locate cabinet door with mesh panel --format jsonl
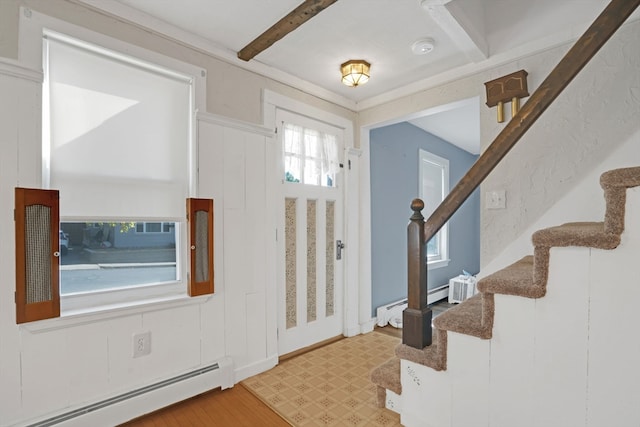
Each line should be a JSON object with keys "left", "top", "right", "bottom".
{"left": 15, "top": 187, "right": 60, "bottom": 323}
{"left": 187, "top": 198, "right": 214, "bottom": 296}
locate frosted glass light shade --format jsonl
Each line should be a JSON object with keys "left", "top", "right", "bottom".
{"left": 340, "top": 60, "right": 370, "bottom": 87}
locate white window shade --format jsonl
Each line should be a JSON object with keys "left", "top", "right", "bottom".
{"left": 45, "top": 36, "right": 191, "bottom": 219}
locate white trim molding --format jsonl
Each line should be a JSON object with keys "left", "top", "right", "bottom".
{"left": 0, "top": 57, "right": 42, "bottom": 82}
{"left": 197, "top": 111, "right": 274, "bottom": 137}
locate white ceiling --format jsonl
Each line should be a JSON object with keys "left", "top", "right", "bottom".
{"left": 81, "top": 0, "right": 635, "bottom": 154}
{"left": 409, "top": 97, "right": 480, "bottom": 154}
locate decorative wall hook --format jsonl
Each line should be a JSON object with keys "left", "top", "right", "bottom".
{"left": 484, "top": 69, "right": 529, "bottom": 123}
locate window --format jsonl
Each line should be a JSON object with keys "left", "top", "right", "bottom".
{"left": 59, "top": 221, "right": 178, "bottom": 295}
{"left": 419, "top": 149, "right": 450, "bottom": 269}
{"left": 41, "top": 29, "right": 201, "bottom": 307}
{"left": 142, "top": 223, "right": 162, "bottom": 233}
{"left": 135, "top": 222, "right": 174, "bottom": 233}
{"left": 282, "top": 120, "right": 340, "bottom": 187}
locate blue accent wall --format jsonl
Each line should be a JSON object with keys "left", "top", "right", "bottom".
{"left": 370, "top": 122, "right": 480, "bottom": 315}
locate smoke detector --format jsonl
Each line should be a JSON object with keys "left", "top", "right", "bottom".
{"left": 412, "top": 38, "right": 435, "bottom": 55}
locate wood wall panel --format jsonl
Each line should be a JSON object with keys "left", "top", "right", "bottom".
{"left": 532, "top": 248, "right": 589, "bottom": 427}
{"left": 489, "top": 295, "right": 536, "bottom": 427}
{"left": 197, "top": 116, "right": 276, "bottom": 381}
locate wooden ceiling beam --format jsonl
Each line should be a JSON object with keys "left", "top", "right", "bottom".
{"left": 237, "top": 0, "right": 338, "bottom": 62}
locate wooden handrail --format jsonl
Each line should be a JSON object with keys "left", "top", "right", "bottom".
{"left": 405, "top": 0, "right": 640, "bottom": 350}
{"left": 424, "top": 0, "right": 640, "bottom": 243}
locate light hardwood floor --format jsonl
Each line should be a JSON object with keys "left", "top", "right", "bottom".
{"left": 119, "top": 384, "right": 289, "bottom": 426}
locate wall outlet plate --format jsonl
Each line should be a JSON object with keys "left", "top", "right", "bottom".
{"left": 133, "top": 331, "right": 151, "bottom": 358}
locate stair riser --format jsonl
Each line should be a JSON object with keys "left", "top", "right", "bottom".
{"left": 586, "top": 186, "right": 640, "bottom": 426}
{"left": 401, "top": 360, "right": 451, "bottom": 427}
{"left": 384, "top": 389, "right": 402, "bottom": 414}
{"left": 490, "top": 295, "right": 536, "bottom": 426}
{"left": 448, "top": 334, "right": 490, "bottom": 427}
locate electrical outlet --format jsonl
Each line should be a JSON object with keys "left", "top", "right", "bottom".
{"left": 133, "top": 331, "right": 151, "bottom": 358}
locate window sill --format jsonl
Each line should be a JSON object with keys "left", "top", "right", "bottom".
{"left": 427, "top": 259, "right": 450, "bottom": 270}
{"left": 21, "top": 291, "right": 214, "bottom": 333}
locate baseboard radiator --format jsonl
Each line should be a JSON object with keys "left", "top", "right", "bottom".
{"left": 376, "top": 284, "right": 449, "bottom": 327}
{"left": 26, "top": 358, "right": 234, "bottom": 427}
{"left": 427, "top": 284, "right": 449, "bottom": 305}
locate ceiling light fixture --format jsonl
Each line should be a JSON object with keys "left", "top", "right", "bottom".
{"left": 340, "top": 60, "right": 371, "bottom": 87}
{"left": 412, "top": 38, "right": 435, "bottom": 55}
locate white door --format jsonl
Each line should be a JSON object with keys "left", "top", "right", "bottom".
{"left": 276, "top": 109, "right": 345, "bottom": 355}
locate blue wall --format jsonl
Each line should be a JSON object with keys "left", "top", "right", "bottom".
{"left": 370, "top": 122, "right": 480, "bottom": 315}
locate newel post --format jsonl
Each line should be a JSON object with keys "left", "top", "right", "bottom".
{"left": 403, "top": 199, "right": 432, "bottom": 349}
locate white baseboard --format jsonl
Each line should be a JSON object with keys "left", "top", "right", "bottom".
{"left": 360, "top": 318, "right": 376, "bottom": 334}
{"left": 343, "top": 324, "right": 361, "bottom": 337}
{"left": 233, "top": 354, "right": 278, "bottom": 383}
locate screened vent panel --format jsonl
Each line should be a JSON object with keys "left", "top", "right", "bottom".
{"left": 187, "top": 198, "right": 214, "bottom": 296}
{"left": 15, "top": 188, "right": 60, "bottom": 323}
{"left": 194, "top": 210, "right": 209, "bottom": 283}
{"left": 25, "top": 205, "right": 53, "bottom": 304}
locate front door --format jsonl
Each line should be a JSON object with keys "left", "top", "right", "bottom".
{"left": 276, "top": 109, "right": 345, "bottom": 355}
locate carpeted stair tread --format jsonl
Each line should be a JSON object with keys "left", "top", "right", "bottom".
{"left": 395, "top": 328, "right": 447, "bottom": 371}
{"left": 532, "top": 221, "right": 620, "bottom": 249}
{"left": 600, "top": 166, "right": 640, "bottom": 189}
{"left": 477, "top": 256, "right": 543, "bottom": 298}
{"left": 370, "top": 357, "right": 402, "bottom": 395}
{"left": 432, "top": 293, "right": 493, "bottom": 339}
{"left": 600, "top": 167, "right": 640, "bottom": 235}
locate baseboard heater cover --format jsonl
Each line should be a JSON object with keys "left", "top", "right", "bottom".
{"left": 376, "top": 285, "right": 449, "bottom": 327}
{"left": 376, "top": 299, "right": 407, "bottom": 327}
{"left": 427, "top": 284, "right": 449, "bottom": 305}
{"left": 27, "top": 362, "right": 225, "bottom": 427}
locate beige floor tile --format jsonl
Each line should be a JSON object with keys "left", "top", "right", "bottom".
{"left": 243, "top": 331, "right": 401, "bottom": 426}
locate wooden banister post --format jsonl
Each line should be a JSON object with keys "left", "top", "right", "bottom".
{"left": 403, "top": 199, "right": 432, "bottom": 349}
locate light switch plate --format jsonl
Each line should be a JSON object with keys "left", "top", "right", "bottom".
{"left": 486, "top": 190, "right": 506, "bottom": 209}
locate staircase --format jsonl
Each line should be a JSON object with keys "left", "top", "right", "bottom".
{"left": 371, "top": 167, "right": 640, "bottom": 426}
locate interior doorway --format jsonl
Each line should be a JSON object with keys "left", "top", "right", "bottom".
{"left": 366, "top": 97, "right": 482, "bottom": 323}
